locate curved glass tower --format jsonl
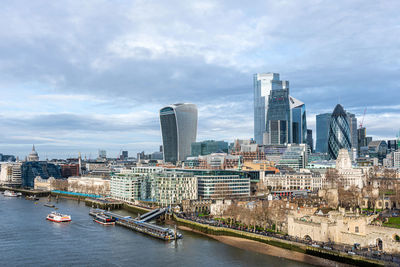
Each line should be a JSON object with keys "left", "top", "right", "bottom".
{"left": 328, "top": 104, "right": 352, "bottom": 159}
{"left": 160, "top": 103, "right": 197, "bottom": 163}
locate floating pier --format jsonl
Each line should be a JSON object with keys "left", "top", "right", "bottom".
{"left": 89, "top": 208, "right": 182, "bottom": 241}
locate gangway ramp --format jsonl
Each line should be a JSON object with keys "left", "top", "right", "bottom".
{"left": 138, "top": 208, "right": 167, "bottom": 222}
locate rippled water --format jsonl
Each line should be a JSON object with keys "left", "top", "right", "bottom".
{"left": 0, "top": 195, "right": 312, "bottom": 266}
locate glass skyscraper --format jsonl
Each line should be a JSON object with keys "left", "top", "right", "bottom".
{"left": 328, "top": 104, "right": 352, "bottom": 159}
{"left": 346, "top": 112, "right": 358, "bottom": 150}
{"left": 316, "top": 113, "right": 331, "bottom": 153}
{"left": 266, "top": 88, "right": 291, "bottom": 144}
{"left": 159, "top": 103, "right": 198, "bottom": 163}
{"left": 253, "top": 73, "right": 289, "bottom": 144}
{"left": 290, "top": 96, "right": 307, "bottom": 144}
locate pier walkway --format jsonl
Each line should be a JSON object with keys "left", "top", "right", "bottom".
{"left": 89, "top": 208, "right": 181, "bottom": 241}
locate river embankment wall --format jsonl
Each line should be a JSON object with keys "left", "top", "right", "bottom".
{"left": 174, "top": 215, "right": 385, "bottom": 267}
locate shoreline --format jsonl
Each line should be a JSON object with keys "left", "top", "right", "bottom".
{"left": 179, "top": 225, "right": 352, "bottom": 267}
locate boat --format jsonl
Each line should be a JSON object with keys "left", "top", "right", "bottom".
{"left": 46, "top": 212, "right": 71, "bottom": 222}
{"left": 94, "top": 214, "right": 116, "bottom": 225}
{"left": 25, "top": 195, "right": 40, "bottom": 201}
{"left": 44, "top": 203, "right": 55, "bottom": 208}
{"left": 4, "top": 190, "right": 18, "bottom": 197}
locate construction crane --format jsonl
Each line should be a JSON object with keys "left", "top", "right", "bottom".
{"left": 359, "top": 108, "right": 367, "bottom": 128}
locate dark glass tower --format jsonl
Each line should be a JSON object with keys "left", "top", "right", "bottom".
{"left": 266, "top": 88, "right": 291, "bottom": 144}
{"left": 316, "top": 113, "right": 331, "bottom": 153}
{"left": 328, "top": 104, "right": 352, "bottom": 159}
{"left": 159, "top": 103, "right": 198, "bottom": 163}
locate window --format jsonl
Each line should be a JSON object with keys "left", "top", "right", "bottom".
{"left": 355, "top": 226, "right": 359, "bottom": 233}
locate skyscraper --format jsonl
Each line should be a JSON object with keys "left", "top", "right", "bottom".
{"left": 328, "top": 104, "right": 352, "bottom": 159}
{"left": 316, "top": 113, "right": 331, "bottom": 153}
{"left": 159, "top": 103, "right": 198, "bottom": 163}
{"left": 253, "top": 73, "right": 289, "bottom": 144}
{"left": 290, "top": 96, "right": 307, "bottom": 144}
{"left": 346, "top": 112, "right": 358, "bottom": 149}
{"left": 357, "top": 127, "right": 367, "bottom": 154}
{"left": 307, "top": 129, "right": 313, "bottom": 152}
{"left": 265, "top": 88, "right": 291, "bottom": 144}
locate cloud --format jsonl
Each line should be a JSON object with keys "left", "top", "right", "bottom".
{"left": 0, "top": 0, "right": 399, "bottom": 157}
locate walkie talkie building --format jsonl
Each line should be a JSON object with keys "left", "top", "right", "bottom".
{"left": 328, "top": 104, "right": 352, "bottom": 159}
{"left": 159, "top": 103, "right": 197, "bottom": 163}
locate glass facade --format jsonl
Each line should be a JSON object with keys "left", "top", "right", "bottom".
{"left": 191, "top": 140, "right": 228, "bottom": 157}
{"left": 266, "top": 88, "right": 291, "bottom": 144}
{"left": 253, "top": 73, "right": 289, "bottom": 145}
{"left": 22, "top": 162, "right": 61, "bottom": 187}
{"left": 160, "top": 103, "right": 198, "bottom": 163}
{"left": 328, "top": 104, "right": 352, "bottom": 159}
{"left": 316, "top": 113, "right": 331, "bottom": 153}
{"left": 346, "top": 112, "right": 358, "bottom": 149}
{"left": 307, "top": 129, "right": 313, "bottom": 152}
{"left": 290, "top": 97, "right": 307, "bottom": 144}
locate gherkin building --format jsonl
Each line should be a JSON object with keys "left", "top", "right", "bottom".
{"left": 328, "top": 104, "right": 352, "bottom": 159}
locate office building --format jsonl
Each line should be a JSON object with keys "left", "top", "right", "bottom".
{"left": 328, "top": 104, "right": 352, "bottom": 159}
{"left": 191, "top": 140, "right": 228, "bottom": 157}
{"left": 21, "top": 162, "right": 62, "bottom": 187}
{"left": 368, "top": 140, "right": 388, "bottom": 163}
{"left": 61, "top": 164, "right": 80, "bottom": 178}
{"left": 253, "top": 73, "right": 289, "bottom": 144}
{"left": 193, "top": 170, "right": 250, "bottom": 199}
{"left": 388, "top": 140, "right": 398, "bottom": 152}
{"left": 0, "top": 162, "right": 22, "bottom": 187}
{"left": 307, "top": 129, "right": 313, "bottom": 152}
{"left": 265, "top": 88, "right": 291, "bottom": 144}
{"left": 290, "top": 96, "right": 307, "bottom": 144}
{"left": 316, "top": 113, "right": 331, "bottom": 153}
{"left": 347, "top": 112, "right": 358, "bottom": 149}
{"left": 276, "top": 144, "right": 308, "bottom": 170}
{"left": 394, "top": 152, "right": 400, "bottom": 169}
{"left": 120, "top": 151, "right": 128, "bottom": 160}
{"left": 160, "top": 103, "right": 198, "bottom": 163}
{"left": 153, "top": 172, "right": 197, "bottom": 206}
{"left": 357, "top": 127, "right": 367, "bottom": 154}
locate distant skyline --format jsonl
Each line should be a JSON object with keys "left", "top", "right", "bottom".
{"left": 0, "top": 1, "right": 399, "bottom": 158}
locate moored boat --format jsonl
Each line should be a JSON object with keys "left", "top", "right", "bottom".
{"left": 4, "top": 190, "right": 18, "bottom": 197}
{"left": 46, "top": 212, "right": 71, "bottom": 222}
{"left": 94, "top": 214, "right": 115, "bottom": 225}
{"left": 44, "top": 203, "right": 55, "bottom": 208}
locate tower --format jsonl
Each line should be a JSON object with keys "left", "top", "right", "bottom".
{"left": 159, "top": 103, "right": 198, "bottom": 163}
{"left": 328, "top": 104, "right": 352, "bottom": 159}
{"left": 253, "top": 73, "right": 289, "bottom": 144}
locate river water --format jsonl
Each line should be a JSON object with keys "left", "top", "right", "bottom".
{"left": 0, "top": 195, "right": 312, "bottom": 266}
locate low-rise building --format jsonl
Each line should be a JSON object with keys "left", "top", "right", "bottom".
{"left": 288, "top": 210, "right": 400, "bottom": 253}
{"left": 262, "top": 169, "right": 324, "bottom": 191}
{"left": 68, "top": 176, "right": 110, "bottom": 195}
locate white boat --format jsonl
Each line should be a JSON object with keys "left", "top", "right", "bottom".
{"left": 4, "top": 190, "right": 18, "bottom": 197}
{"left": 46, "top": 212, "right": 71, "bottom": 223}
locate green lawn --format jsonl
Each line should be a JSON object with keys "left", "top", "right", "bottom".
{"left": 383, "top": 217, "right": 400, "bottom": 229}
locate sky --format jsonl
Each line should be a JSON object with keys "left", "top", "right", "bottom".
{"left": 0, "top": 0, "right": 399, "bottom": 159}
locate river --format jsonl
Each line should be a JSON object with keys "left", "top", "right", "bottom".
{"left": 0, "top": 194, "right": 313, "bottom": 266}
